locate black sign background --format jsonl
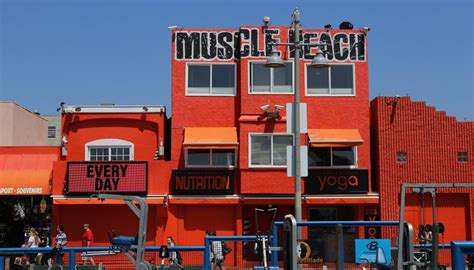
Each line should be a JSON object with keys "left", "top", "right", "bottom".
{"left": 306, "top": 169, "right": 368, "bottom": 194}
{"left": 171, "top": 170, "right": 234, "bottom": 195}
{"left": 364, "top": 207, "right": 381, "bottom": 239}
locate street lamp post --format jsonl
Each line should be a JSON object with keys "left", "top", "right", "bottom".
{"left": 265, "top": 8, "right": 329, "bottom": 223}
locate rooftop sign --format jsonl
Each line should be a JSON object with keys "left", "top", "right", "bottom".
{"left": 175, "top": 28, "right": 366, "bottom": 62}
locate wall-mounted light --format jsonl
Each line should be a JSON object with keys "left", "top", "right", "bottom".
{"left": 74, "top": 107, "right": 81, "bottom": 112}
{"left": 142, "top": 106, "right": 149, "bottom": 112}
{"left": 260, "top": 104, "right": 270, "bottom": 111}
{"left": 274, "top": 104, "right": 285, "bottom": 111}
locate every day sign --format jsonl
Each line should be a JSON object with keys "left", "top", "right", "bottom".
{"left": 66, "top": 161, "right": 147, "bottom": 194}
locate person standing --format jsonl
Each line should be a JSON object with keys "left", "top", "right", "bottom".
{"left": 54, "top": 224, "right": 67, "bottom": 265}
{"left": 27, "top": 227, "right": 40, "bottom": 264}
{"left": 82, "top": 224, "right": 95, "bottom": 265}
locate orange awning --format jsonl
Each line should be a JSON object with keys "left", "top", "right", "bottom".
{"left": 184, "top": 127, "right": 238, "bottom": 149}
{"left": 0, "top": 152, "right": 57, "bottom": 195}
{"left": 0, "top": 170, "right": 51, "bottom": 195}
{"left": 308, "top": 129, "right": 363, "bottom": 147}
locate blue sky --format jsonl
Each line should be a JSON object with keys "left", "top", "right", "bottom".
{"left": 1, "top": 0, "right": 472, "bottom": 120}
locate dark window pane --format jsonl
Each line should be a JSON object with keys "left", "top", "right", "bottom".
{"left": 117, "top": 148, "right": 123, "bottom": 155}
{"left": 307, "top": 67, "right": 329, "bottom": 94}
{"left": 111, "top": 156, "right": 117, "bottom": 161}
{"left": 332, "top": 147, "right": 355, "bottom": 166}
{"left": 251, "top": 136, "right": 271, "bottom": 165}
{"left": 273, "top": 135, "right": 292, "bottom": 165}
{"left": 212, "top": 65, "right": 235, "bottom": 88}
{"left": 273, "top": 63, "right": 293, "bottom": 92}
{"left": 124, "top": 148, "right": 130, "bottom": 155}
{"left": 111, "top": 148, "right": 117, "bottom": 155}
{"left": 457, "top": 152, "right": 468, "bottom": 162}
{"left": 251, "top": 63, "right": 271, "bottom": 92}
{"left": 309, "top": 147, "right": 331, "bottom": 166}
{"left": 188, "top": 65, "right": 210, "bottom": 88}
{"left": 123, "top": 155, "right": 130, "bottom": 161}
{"left": 90, "top": 148, "right": 97, "bottom": 155}
{"left": 397, "top": 152, "right": 408, "bottom": 162}
{"left": 188, "top": 149, "right": 211, "bottom": 166}
{"left": 212, "top": 149, "right": 235, "bottom": 166}
{"left": 331, "top": 65, "right": 353, "bottom": 89}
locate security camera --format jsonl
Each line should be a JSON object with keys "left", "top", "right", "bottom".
{"left": 260, "top": 104, "right": 270, "bottom": 111}
{"left": 263, "top": 16, "right": 270, "bottom": 26}
{"left": 396, "top": 95, "right": 401, "bottom": 99}
{"left": 167, "top": 25, "right": 178, "bottom": 31}
{"left": 61, "top": 135, "right": 68, "bottom": 145}
{"left": 360, "top": 27, "right": 371, "bottom": 33}
{"left": 274, "top": 104, "right": 285, "bottom": 111}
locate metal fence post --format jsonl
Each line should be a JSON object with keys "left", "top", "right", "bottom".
{"left": 271, "top": 222, "right": 279, "bottom": 267}
{"left": 69, "top": 248, "right": 76, "bottom": 269}
{"left": 203, "top": 236, "right": 210, "bottom": 270}
{"left": 336, "top": 224, "right": 344, "bottom": 270}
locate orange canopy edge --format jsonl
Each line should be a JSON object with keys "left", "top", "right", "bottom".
{"left": 308, "top": 129, "right": 363, "bottom": 147}
{"left": 184, "top": 127, "right": 238, "bottom": 149}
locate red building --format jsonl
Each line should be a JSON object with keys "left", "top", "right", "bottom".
{"left": 51, "top": 104, "right": 170, "bottom": 248}
{"left": 370, "top": 96, "right": 473, "bottom": 246}
{"left": 169, "top": 25, "right": 376, "bottom": 258}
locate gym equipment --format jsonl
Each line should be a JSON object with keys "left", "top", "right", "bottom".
{"left": 253, "top": 207, "right": 277, "bottom": 270}
{"left": 91, "top": 194, "right": 152, "bottom": 270}
{"left": 396, "top": 183, "right": 474, "bottom": 270}
{"left": 282, "top": 214, "right": 297, "bottom": 270}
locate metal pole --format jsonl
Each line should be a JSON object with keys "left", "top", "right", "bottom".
{"left": 292, "top": 8, "right": 302, "bottom": 223}
{"left": 431, "top": 192, "right": 438, "bottom": 270}
{"left": 397, "top": 183, "right": 407, "bottom": 270}
{"left": 336, "top": 224, "right": 344, "bottom": 270}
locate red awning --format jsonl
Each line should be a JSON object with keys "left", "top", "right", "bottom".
{"left": 308, "top": 129, "right": 363, "bottom": 147}
{"left": 0, "top": 152, "right": 57, "bottom": 195}
{"left": 184, "top": 127, "right": 238, "bottom": 149}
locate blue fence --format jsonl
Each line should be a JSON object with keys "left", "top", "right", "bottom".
{"left": 0, "top": 246, "right": 204, "bottom": 270}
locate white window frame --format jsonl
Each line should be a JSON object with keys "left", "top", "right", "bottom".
{"left": 308, "top": 146, "right": 358, "bottom": 169}
{"left": 248, "top": 60, "right": 295, "bottom": 94}
{"left": 184, "top": 148, "right": 237, "bottom": 169}
{"left": 248, "top": 133, "right": 294, "bottom": 168}
{"left": 185, "top": 63, "right": 236, "bottom": 96}
{"left": 85, "top": 139, "right": 134, "bottom": 161}
{"left": 305, "top": 63, "right": 356, "bottom": 96}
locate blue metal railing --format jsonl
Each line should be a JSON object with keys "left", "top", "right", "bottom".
{"left": 271, "top": 220, "right": 400, "bottom": 267}
{"left": 0, "top": 245, "right": 205, "bottom": 270}
{"left": 203, "top": 235, "right": 267, "bottom": 270}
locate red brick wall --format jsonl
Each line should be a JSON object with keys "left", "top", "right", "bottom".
{"left": 370, "top": 96, "right": 474, "bottom": 240}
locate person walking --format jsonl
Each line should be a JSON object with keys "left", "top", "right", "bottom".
{"left": 209, "top": 231, "right": 225, "bottom": 270}
{"left": 82, "top": 224, "right": 95, "bottom": 265}
{"left": 54, "top": 224, "right": 67, "bottom": 265}
{"left": 167, "top": 236, "right": 183, "bottom": 268}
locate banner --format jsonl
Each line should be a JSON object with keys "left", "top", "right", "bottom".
{"left": 171, "top": 170, "right": 234, "bottom": 195}
{"left": 66, "top": 161, "right": 147, "bottom": 194}
{"left": 306, "top": 169, "right": 369, "bottom": 194}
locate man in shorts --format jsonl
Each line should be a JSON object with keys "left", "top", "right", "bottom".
{"left": 82, "top": 224, "right": 95, "bottom": 265}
